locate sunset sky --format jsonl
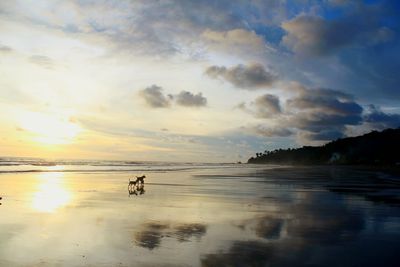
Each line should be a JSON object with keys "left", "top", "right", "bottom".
{"left": 0, "top": 0, "right": 399, "bottom": 162}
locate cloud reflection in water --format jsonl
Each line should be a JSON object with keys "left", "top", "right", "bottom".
{"left": 133, "top": 222, "right": 207, "bottom": 250}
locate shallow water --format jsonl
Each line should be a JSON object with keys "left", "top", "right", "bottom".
{"left": 0, "top": 165, "right": 399, "bottom": 266}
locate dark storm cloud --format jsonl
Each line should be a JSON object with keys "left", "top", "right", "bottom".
{"left": 139, "top": 85, "right": 172, "bottom": 108}
{"left": 205, "top": 63, "right": 277, "bottom": 89}
{"left": 175, "top": 91, "right": 207, "bottom": 107}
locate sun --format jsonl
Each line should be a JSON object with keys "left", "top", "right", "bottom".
{"left": 18, "top": 111, "right": 81, "bottom": 145}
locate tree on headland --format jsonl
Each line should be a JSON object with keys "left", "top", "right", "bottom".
{"left": 248, "top": 128, "right": 400, "bottom": 165}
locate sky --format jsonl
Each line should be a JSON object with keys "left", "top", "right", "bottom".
{"left": 0, "top": 0, "right": 399, "bottom": 162}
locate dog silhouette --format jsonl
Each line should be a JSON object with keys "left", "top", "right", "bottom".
{"left": 135, "top": 175, "right": 146, "bottom": 184}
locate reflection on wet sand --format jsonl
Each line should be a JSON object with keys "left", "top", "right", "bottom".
{"left": 31, "top": 172, "right": 72, "bottom": 213}
{"left": 254, "top": 216, "right": 283, "bottom": 240}
{"left": 201, "top": 241, "right": 273, "bottom": 267}
{"left": 285, "top": 193, "right": 364, "bottom": 244}
{"left": 0, "top": 166, "right": 399, "bottom": 266}
{"left": 134, "top": 222, "right": 207, "bottom": 250}
{"left": 198, "top": 167, "right": 400, "bottom": 267}
{"left": 174, "top": 223, "right": 207, "bottom": 242}
{"left": 201, "top": 190, "right": 389, "bottom": 266}
{"left": 134, "top": 222, "right": 169, "bottom": 250}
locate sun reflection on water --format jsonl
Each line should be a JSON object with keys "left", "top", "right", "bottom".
{"left": 32, "top": 172, "right": 72, "bottom": 213}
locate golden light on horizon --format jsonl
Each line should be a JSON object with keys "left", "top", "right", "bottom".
{"left": 18, "top": 111, "right": 81, "bottom": 145}
{"left": 32, "top": 172, "right": 72, "bottom": 213}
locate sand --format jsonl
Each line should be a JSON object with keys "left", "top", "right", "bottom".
{"left": 0, "top": 165, "right": 399, "bottom": 266}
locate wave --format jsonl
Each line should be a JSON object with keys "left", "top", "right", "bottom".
{"left": 0, "top": 157, "right": 243, "bottom": 174}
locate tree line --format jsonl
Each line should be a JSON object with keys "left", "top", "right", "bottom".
{"left": 248, "top": 128, "right": 400, "bottom": 165}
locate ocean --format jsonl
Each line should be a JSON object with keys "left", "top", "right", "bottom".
{"left": 0, "top": 157, "right": 244, "bottom": 173}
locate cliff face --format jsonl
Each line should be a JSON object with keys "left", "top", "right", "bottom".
{"left": 248, "top": 128, "right": 400, "bottom": 165}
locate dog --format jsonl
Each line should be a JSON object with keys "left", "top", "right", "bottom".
{"left": 128, "top": 178, "right": 137, "bottom": 189}
{"left": 135, "top": 175, "right": 146, "bottom": 184}
{"left": 128, "top": 187, "right": 138, "bottom": 196}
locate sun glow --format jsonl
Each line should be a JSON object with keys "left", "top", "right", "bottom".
{"left": 32, "top": 172, "right": 72, "bottom": 213}
{"left": 18, "top": 112, "right": 81, "bottom": 145}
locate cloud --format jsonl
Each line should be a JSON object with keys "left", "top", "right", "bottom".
{"left": 139, "top": 85, "right": 172, "bottom": 108}
{"left": 29, "top": 55, "right": 55, "bottom": 69}
{"left": 205, "top": 63, "right": 277, "bottom": 89}
{"left": 73, "top": 1, "right": 258, "bottom": 58}
{"left": 252, "top": 125, "right": 293, "bottom": 137}
{"left": 292, "top": 112, "right": 363, "bottom": 133}
{"left": 0, "top": 45, "right": 12, "bottom": 53}
{"left": 201, "top": 28, "right": 270, "bottom": 55}
{"left": 254, "top": 94, "right": 282, "bottom": 117}
{"left": 364, "top": 105, "right": 400, "bottom": 129}
{"left": 286, "top": 87, "right": 364, "bottom": 142}
{"left": 327, "top": 0, "right": 349, "bottom": 6}
{"left": 282, "top": 12, "right": 394, "bottom": 56}
{"left": 236, "top": 94, "right": 282, "bottom": 119}
{"left": 298, "top": 129, "right": 344, "bottom": 141}
{"left": 175, "top": 91, "right": 207, "bottom": 107}
{"left": 287, "top": 88, "right": 363, "bottom": 119}
{"left": 280, "top": 86, "right": 363, "bottom": 141}
{"left": 139, "top": 86, "right": 208, "bottom": 108}
{"left": 239, "top": 85, "right": 365, "bottom": 143}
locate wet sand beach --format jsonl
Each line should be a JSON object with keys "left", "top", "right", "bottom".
{"left": 0, "top": 165, "right": 399, "bottom": 266}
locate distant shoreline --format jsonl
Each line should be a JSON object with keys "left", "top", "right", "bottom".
{"left": 248, "top": 128, "right": 400, "bottom": 166}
